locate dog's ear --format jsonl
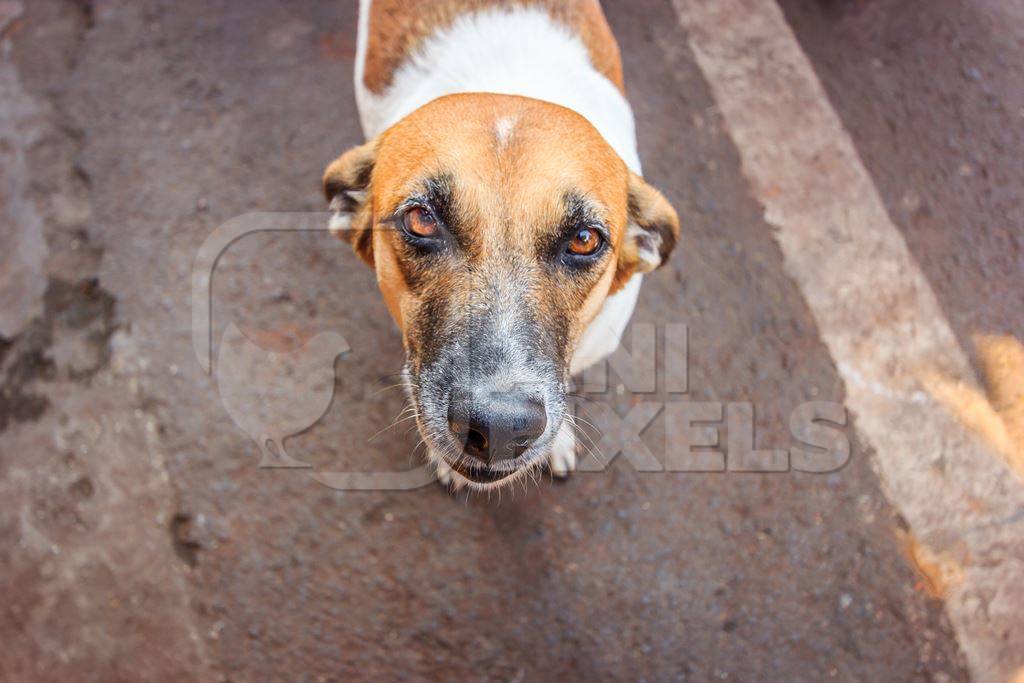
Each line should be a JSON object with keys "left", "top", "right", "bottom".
{"left": 622, "top": 171, "right": 679, "bottom": 274}
{"left": 323, "top": 138, "right": 378, "bottom": 267}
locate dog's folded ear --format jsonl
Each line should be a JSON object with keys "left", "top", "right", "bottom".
{"left": 323, "top": 138, "right": 378, "bottom": 267}
{"left": 623, "top": 171, "right": 679, "bottom": 274}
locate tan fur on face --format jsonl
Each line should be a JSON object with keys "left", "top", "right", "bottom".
{"left": 372, "top": 95, "right": 627, "bottom": 346}
{"left": 363, "top": 0, "right": 624, "bottom": 94}
{"left": 324, "top": 93, "right": 680, "bottom": 361}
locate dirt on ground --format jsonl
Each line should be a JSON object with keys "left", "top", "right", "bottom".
{"left": 2, "top": 0, "right": 1020, "bottom": 680}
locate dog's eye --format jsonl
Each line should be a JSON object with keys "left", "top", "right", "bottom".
{"left": 402, "top": 206, "right": 439, "bottom": 238}
{"left": 566, "top": 227, "right": 604, "bottom": 256}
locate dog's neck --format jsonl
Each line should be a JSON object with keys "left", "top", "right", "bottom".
{"left": 355, "top": 3, "right": 642, "bottom": 174}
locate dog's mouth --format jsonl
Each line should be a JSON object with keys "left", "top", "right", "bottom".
{"left": 447, "top": 459, "right": 520, "bottom": 485}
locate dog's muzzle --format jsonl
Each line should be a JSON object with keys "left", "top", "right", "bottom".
{"left": 445, "top": 385, "right": 548, "bottom": 483}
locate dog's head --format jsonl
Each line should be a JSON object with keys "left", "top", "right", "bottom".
{"left": 324, "top": 94, "right": 677, "bottom": 488}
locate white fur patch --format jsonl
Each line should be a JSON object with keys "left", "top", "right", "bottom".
{"left": 434, "top": 455, "right": 455, "bottom": 487}
{"left": 494, "top": 115, "right": 517, "bottom": 147}
{"left": 571, "top": 274, "right": 643, "bottom": 374}
{"left": 628, "top": 221, "right": 664, "bottom": 272}
{"left": 327, "top": 196, "right": 353, "bottom": 236}
{"left": 548, "top": 421, "right": 578, "bottom": 477}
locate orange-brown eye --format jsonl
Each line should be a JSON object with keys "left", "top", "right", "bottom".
{"left": 403, "top": 206, "right": 439, "bottom": 238}
{"left": 567, "top": 227, "right": 604, "bottom": 256}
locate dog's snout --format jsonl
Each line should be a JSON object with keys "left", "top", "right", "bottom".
{"left": 448, "top": 389, "right": 547, "bottom": 464}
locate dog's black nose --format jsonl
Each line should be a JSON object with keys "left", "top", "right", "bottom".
{"left": 448, "top": 389, "right": 547, "bottom": 464}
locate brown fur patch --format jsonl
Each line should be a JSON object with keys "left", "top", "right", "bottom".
{"left": 363, "top": 0, "right": 624, "bottom": 95}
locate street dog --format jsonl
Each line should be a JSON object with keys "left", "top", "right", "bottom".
{"left": 324, "top": 0, "right": 679, "bottom": 490}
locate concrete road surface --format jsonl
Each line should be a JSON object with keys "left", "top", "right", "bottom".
{"left": 1, "top": 0, "right": 1021, "bottom": 681}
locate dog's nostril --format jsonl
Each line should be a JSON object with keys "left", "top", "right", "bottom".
{"left": 464, "top": 427, "right": 488, "bottom": 456}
